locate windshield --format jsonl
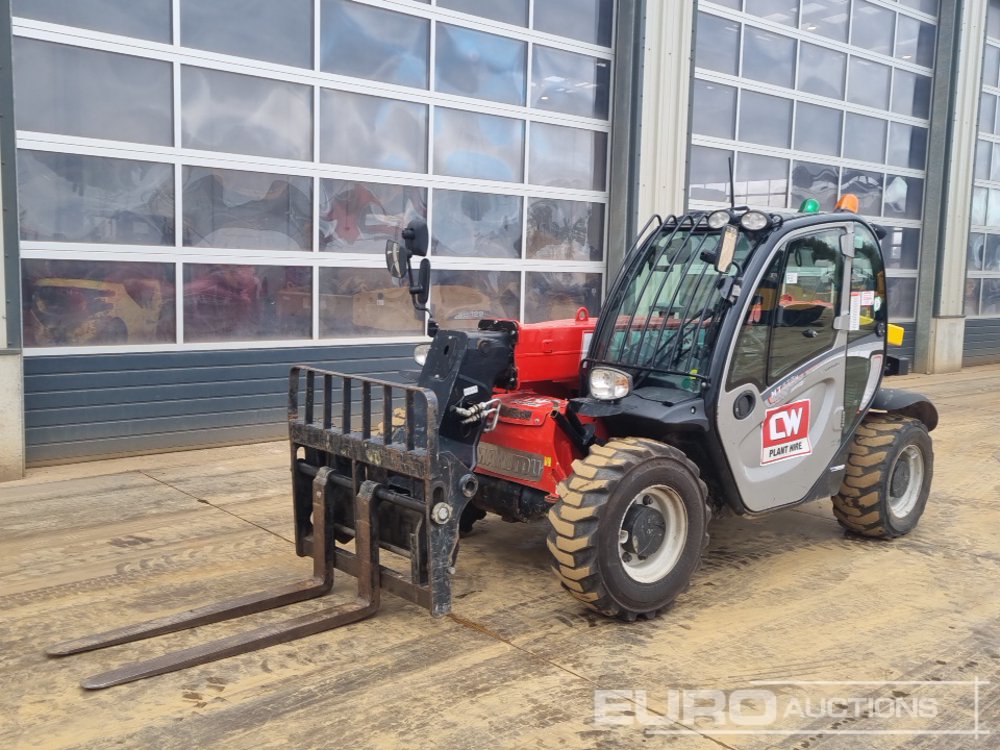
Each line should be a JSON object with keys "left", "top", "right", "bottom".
{"left": 590, "top": 216, "right": 757, "bottom": 393}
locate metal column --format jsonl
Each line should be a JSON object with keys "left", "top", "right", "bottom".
{"left": 915, "top": 0, "right": 989, "bottom": 373}
{"left": 0, "top": 0, "right": 24, "bottom": 481}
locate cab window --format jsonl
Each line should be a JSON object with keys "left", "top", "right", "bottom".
{"left": 727, "top": 228, "right": 844, "bottom": 390}
{"left": 769, "top": 229, "right": 843, "bottom": 382}
{"left": 848, "top": 225, "right": 887, "bottom": 342}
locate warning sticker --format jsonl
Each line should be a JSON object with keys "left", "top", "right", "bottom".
{"left": 860, "top": 290, "right": 875, "bottom": 306}
{"left": 761, "top": 399, "right": 812, "bottom": 465}
{"left": 849, "top": 292, "right": 862, "bottom": 330}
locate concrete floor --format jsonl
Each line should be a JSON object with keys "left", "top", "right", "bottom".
{"left": 1, "top": 366, "right": 998, "bottom": 749}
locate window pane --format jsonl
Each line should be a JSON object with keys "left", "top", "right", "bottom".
{"left": 891, "top": 70, "right": 932, "bottom": 119}
{"left": 22, "top": 260, "right": 175, "bottom": 346}
{"left": 740, "top": 91, "right": 793, "bottom": 148}
{"left": 800, "top": 0, "right": 849, "bottom": 42}
{"left": 851, "top": 1, "right": 895, "bottom": 55}
{"left": 968, "top": 234, "right": 985, "bottom": 271}
{"left": 743, "top": 27, "right": 796, "bottom": 88}
{"left": 887, "top": 277, "right": 917, "bottom": 319}
{"left": 181, "top": 0, "right": 311, "bottom": 68}
{"left": 696, "top": 13, "right": 740, "bottom": 75}
{"left": 432, "top": 270, "right": 520, "bottom": 329}
{"left": 989, "top": 189, "right": 1000, "bottom": 226}
{"left": 794, "top": 102, "right": 843, "bottom": 157}
{"left": 745, "top": 0, "right": 798, "bottom": 26}
{"left": 986, "top": 235, "right": 1000, "bottom": 271}
{"left": 184, "top": 264, "right": 312, "bottom": 342}
{"left": 434, "top": 108, "right": 524, "bottom": 182}
{"left": 14, "top": 39, "right": 171, "bottom": 145}
{"left": 183, "top": 67, "right": 312, "bottom": 160}
{"left": 985, "top": 45, "right": 1000, "bottom": 89}
{"left": 965, "top": 234, "right": 986, "bottom": 271}
{"left": 883, "top": 227, "right": 921, "bottom": 270}
{"left": 991, "top": 0, "right": 1000, "bottom": 39}
{"left": 792, "top": 161, "right": 840, "bottom": 211}
{"left": 436, "top": 24, "right": 526, "bottom": 105}
{"left": 692, "top": 80, "right": 737, "bottom": 139}
{"left": 529, "top": 123, "right": 607, "bottom": 190}
{"left": 183, "top": 168, "right": 312, "bottom": 251}
{"left": 17, "top": 150, "right": 174, "bottom": 245}
{"left": 847, "top": 57, "right": 891, "bottom": 109}
{"left": 975, "top": 140, "right": 992, "bottom": 181}
{"left": 884, "top": 175, "right": 924, "bottom": 219}
{"left": 844, "top": 114, "right": 886, "bottom": 164}
{"left": 533, "top": 0, "right": 613, "bottom": 47}
{"left": 12, "top": 0, "right": 170, "bottom": 42}
{"left": 798, "top": 43, "right": 846, "bottom": 99}
{"left": 887, "top": 123, "right": 928, "bottom": 169}
{"left": 735, "top": 153, "right": 788, "bottom": 207}
{"left": 899, "top": 0, "right": 938, "bottom": 14}
{"left": 432, "top": 190, "right": 522, "bottom": 258}
{"left": 980, "top": 94, "right": 997, "bottom": 135}
{"left": 321, "top": 89, "right": 426, "bottom": 172}
{"left": 526, "top": 198, "right": 604, "bottom": 261}
{"left": 319, "top": 180, "right": 426, "bottom": 253}
{"left": 895, "top": 15, "right": 936, "bottom": 68}
{"left": 689, "top": 146, "right": 735, "bottom": 202}
{"left": 531, "top": 46, "right": 610, "bottom": 119}
{"left": 524, "top": 272, "right": 602, "bottom": 323}
{"left": 321, "top": 0, "right": 429, "bottom": 88}
{"left": 992, "top": 144, "right": 1000, "bottom": 182}
{"left": 769, "top": 230, "right": 843, "bottom": 382}
{"left": 972, "top": 187, "right": 988, "bottom": 226}
{"left": 841, "top": 168, "right": 884, "bottom": 215}
{"left": 985, "top": 279, "right": 1000, "bottom": 317}
{"left": 438, "top": 0, "right": 528, "bottom": 26}
{"left": 965, "top": 277, "right": 982, "bottom": 317}
{"left": 318, "top": 268, "right": 422, "bottom": 337}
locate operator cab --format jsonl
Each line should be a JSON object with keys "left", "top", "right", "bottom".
{"left": 579, "top": 197, "right": 901, "bottom": 515}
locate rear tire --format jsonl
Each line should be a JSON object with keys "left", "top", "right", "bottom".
{"left": 832, "top": 414, "right": 933, "bottom": 538}
{"left": 547, "top": 438, "right": 709, "bottom": 621}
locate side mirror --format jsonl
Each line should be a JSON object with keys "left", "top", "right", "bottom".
{"left": 402, "top": 218, "right": 429, "bottom": 257}
{"left": 716, "top": 224, "right": 738, "bottom": 273}
{"left": 415, "top": 258, "right": 431, "bottom": 307}
{"left": 385, "top": 239, "right": 410, "bottom": 279}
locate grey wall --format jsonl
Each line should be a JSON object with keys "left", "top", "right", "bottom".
{"left": 963, "top": 319, "right": 1000, "bottom": 365}
{"left": 23, "top": 343, "right": 414, "bottom": 464}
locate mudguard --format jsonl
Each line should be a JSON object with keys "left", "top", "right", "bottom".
{"left": 870, "top": 388, "right": 939, "bottom": 431}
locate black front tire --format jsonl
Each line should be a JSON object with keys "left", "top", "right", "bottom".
{"left": 833, "top": 414, "right": 933, "bottom": 538}
{"left": 547, "top": 438, "right": 709, "bottom": 621}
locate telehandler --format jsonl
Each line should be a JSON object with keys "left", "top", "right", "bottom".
{"left": 50, "top": 196, "right": 937, "bottom": 689}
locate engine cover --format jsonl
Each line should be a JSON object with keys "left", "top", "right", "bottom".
{"left": 475, "top": 392, "right": 602, "bottom": 497}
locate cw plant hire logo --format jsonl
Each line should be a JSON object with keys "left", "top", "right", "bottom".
{"left": 594, "top": 680, "right": 990, "bottom": 738}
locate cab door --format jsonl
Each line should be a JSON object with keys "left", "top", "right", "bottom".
{"left": 716, "top": 224, "right": 852, "bottom": 512}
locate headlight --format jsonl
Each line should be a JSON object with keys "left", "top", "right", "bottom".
{"left": 707, "top": 210, "right": 731, "bottom": 230}
{"left": 589, "top": 367, "right": 633, "bottom": 401}
{"left": 414, "top": 343, "right": 430, "bottom": 366}
{"left": 740, "top": 210, "right": 771, "bottom": 232}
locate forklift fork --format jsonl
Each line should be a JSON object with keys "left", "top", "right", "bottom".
{"left": 48, "top": 470, "right": 382, "bottom": 689}
{"left": 48, "top": 367, "right": 470, "bottom": 690}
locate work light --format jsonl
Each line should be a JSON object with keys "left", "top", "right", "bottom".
{"left": 589, "top": 367, "right": 633, "bottom": 401}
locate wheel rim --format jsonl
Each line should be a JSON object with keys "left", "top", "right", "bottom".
{"left": 617, "top": 485, "right": 688, "bottom": 583}
{"left": 888, "top": 444, "right": 924, "bottom": 519}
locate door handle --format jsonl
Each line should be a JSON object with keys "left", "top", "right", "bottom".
{"left": 802, "top": 329, "right": 819, "bottom": 338}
